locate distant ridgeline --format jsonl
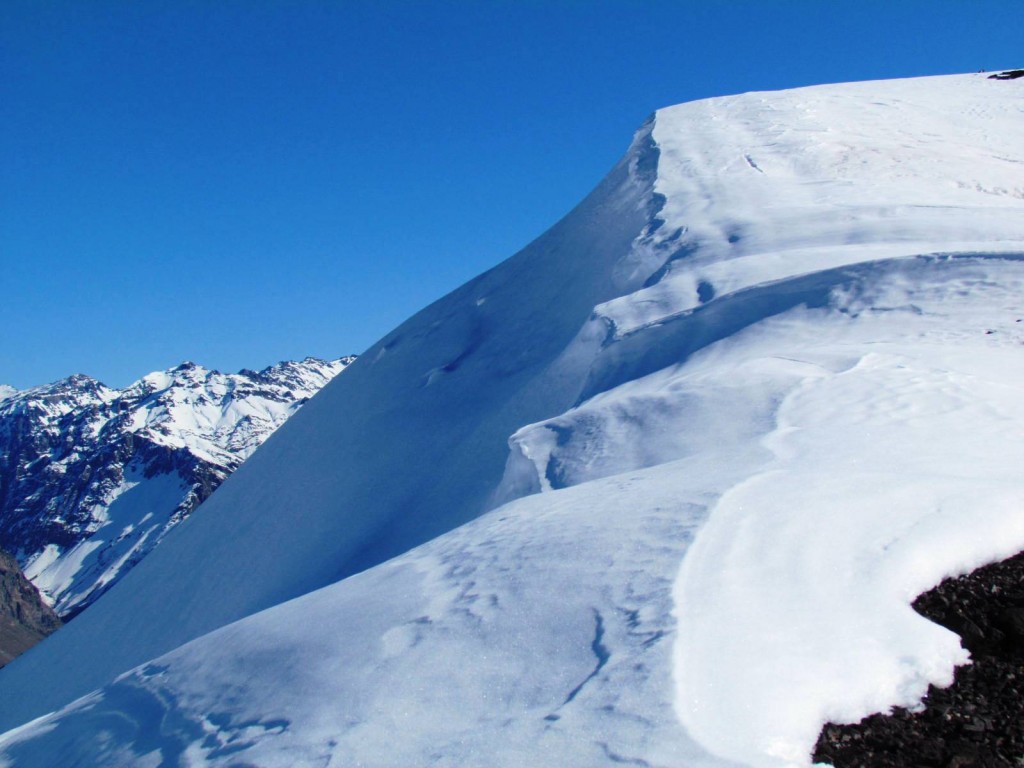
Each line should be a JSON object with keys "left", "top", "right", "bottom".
{"left": 0, "top": 356, "right": 354, "bottom": 628}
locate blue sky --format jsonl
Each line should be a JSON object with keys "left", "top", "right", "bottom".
{"left": 2, "top": 1, "right": 1021, "bottom": 389}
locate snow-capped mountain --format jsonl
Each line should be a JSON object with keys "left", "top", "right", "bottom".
{"left": 0, "top": 356, "right": 353, "bottom": 618}
{"left": 1, "top": 71, "right": 1024, "bottom": 768}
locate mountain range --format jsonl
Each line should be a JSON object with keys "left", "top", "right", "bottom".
{"left": 0, "top": 356, "right": 352, "bottom": 620}
{"left": 0, "top": 71, "right": 1023, "bottom": 767}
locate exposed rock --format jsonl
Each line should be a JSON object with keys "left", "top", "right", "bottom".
{"left": 0, "top": 550, "right": 60, "bottom": 667}
{"left": 814, "top": 551, "right": 1024, "bottom": 767}
{"left": 987, "top": 69, "right": 1024, "bottom": 80}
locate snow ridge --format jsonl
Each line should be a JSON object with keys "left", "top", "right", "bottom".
{"left": 1, "top": 72, "right": 1024, "bottom": 768}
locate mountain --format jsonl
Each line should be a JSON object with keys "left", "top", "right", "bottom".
{"left": 0, "top": 550, "right": 60, "bottom": 668}
{"left": 0, "top": 357, "right": 353, "bottom": 619}
{"left": 1, "top": 72, "right": 1023, "bottom": 767}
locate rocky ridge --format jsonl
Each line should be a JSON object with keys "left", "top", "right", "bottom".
{"left": 0, "top": 356, "right": 353, "bottom": 618}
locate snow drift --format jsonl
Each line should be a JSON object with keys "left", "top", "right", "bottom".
{"left": 1, "top": 72, "right": 1024, "bottom": 768}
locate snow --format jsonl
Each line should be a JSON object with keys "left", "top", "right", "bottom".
{"left": 117, "top": 358, "right": 349, "bottom": 466}
{"left": 25, "top": 471, "right": 189, "bottom": 615}
{"left": 0, "top": 386, "right": 16, "bottom": 403}
{"left": 2, "top": 72, "right": 1024, "bottom": 767}
{"left": 0, "top": 459, "right": 721, "bottom": 767}
{"left": 603, "top": 74, "right": 1024, "bottom": 345}
{"left": 672, "top": 261, "right": 1024, "bottom": 766}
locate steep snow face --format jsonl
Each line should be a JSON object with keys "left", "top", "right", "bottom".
{"left": 0, "top": 118, "right": 661, "bottom": 730}
{"left": 0, "top": 357, "right": 351, "bottom": 617}
{"left": 2, "top": 73, "right": 1024, "bottom": 768}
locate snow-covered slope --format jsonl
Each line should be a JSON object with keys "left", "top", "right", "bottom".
{"left": 0, "top": 357, "right": 351, "bottom": 617}
{"left": 1, "top": 72, "right": 1023, "bottom": 767}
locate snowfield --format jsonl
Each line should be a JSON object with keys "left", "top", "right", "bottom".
{"left": 1, "top": 72, "right": 1023, "bottom": 767}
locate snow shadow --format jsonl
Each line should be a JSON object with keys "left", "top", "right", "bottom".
{"left": 0, "top": 667, "right": 290, "bottom": 767}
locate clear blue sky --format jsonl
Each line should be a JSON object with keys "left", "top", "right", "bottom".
{"left": 2, "top": 1, "right": 1020, "bottom": 389}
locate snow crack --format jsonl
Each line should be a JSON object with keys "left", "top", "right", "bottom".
{"left": 598, "top": 740, "right": 652, "bottom": 766}
{"left": 561, "top": 609, "right": 610, "bottom": 707}
{"left": 743, "top": 153, "right": 765, "bottom": 173}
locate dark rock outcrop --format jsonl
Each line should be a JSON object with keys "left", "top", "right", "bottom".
{"left": 0, "top": 550, "right": 61, "bottom": 667}
{"left": 814, "top": 551, "right": 1024, "bottom": 767}
{"left": 988, "top": 69, "right": 1024, "bottom": 80}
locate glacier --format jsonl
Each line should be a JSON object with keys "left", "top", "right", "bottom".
{"left": 1, "top": 72, "right": 1023, "bottom": 767}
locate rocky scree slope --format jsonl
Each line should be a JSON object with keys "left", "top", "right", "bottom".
{"left": 0, "top": 356, "right": 352, "bottom": 619}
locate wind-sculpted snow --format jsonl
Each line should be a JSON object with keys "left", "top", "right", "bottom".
{"left": 672, "top": 257, "right": 1024, "bottom": 766}
{"left": 2, "top": 73, "right": 1024, "bottom": 767}
{"left": 503, "top": 256, "right": 1024, "bottom": 764}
